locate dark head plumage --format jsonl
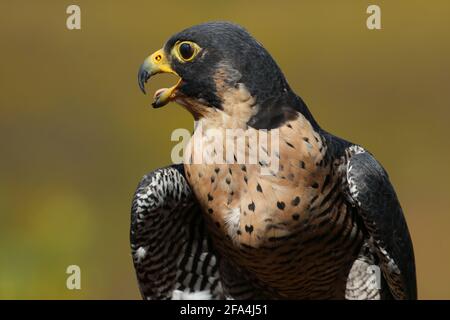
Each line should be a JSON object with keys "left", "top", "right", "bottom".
{"left": 138, "top": 21, "right": 319, "bottom": 129}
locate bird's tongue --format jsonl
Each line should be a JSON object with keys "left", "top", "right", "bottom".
{"left": 154, "top": 88, "right": 169, "bottom": 100}
{"left": 152, "top": 87, "right": 174, "bottom": 108}
{"left": 151, "top": 79, "right": 183, "bottom": 108}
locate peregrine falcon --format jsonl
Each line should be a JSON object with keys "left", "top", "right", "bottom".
{"left": 131, "top": 22, "right": 417, "bottom": 300}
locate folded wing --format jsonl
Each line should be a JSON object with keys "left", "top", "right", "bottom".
{"left": 130, "top": 165, "right": 224, "bottom": 299}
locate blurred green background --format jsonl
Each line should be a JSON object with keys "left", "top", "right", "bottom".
{"left": 0, "top": 0, "right": 449, "bottom": 299}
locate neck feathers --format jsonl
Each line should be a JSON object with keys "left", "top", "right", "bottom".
{"left": 247, "top": 90, "right": 320, "bottom": 130}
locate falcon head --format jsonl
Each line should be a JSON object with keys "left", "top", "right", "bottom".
{"left": 138, "top": 21, "right": 316, "bottom": 129}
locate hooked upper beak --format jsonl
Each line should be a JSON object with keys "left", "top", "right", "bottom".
{"left": 138, "top": 49, "right": 181, "bottom": 108}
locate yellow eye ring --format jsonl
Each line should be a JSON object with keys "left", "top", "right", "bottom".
{"left": 173, "top": 41, "right": 201, "bottom": 62}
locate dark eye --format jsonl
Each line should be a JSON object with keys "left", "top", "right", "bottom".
{"left": 179, "top": 42, "right": 194, "bottom": 60}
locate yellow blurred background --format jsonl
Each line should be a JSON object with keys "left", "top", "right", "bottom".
{"left": 0, "top": 0, "right": 449, "bottom": 299}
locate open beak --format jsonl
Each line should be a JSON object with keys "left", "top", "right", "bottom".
{"left": 138, "top": 49, "right": 181, "bottom": 108}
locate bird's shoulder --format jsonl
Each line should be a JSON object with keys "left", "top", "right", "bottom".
{"left": 130, "top": 165, "right": 224, "bottom": 300}
{"left": 319, "top": 134, "right": 417, "bottom": 299}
